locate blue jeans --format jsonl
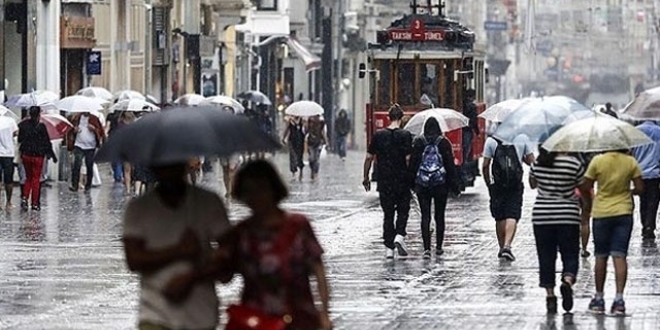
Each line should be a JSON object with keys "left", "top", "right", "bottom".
{"left": 112, "top": 161, "right": 123, "bottom": 182}
{"left": 593, "top": 215, "right": 633, "bottom": 258}
{"left": 534, "top": 224, "right": 580, "bottom": 288}
{"left": 336, "top": 135, "right": 347, "bottom": 158}
{"left": 308, "top": 145, "right": 322, "bottom": 174}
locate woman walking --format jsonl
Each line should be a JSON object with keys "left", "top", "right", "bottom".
{"left": 305, "top": 115, "right": 327, "bottom": 181}
{"left": 584, "top": 149, "right": 643, "bottom": 315}
{"left": 17, "top": 106, "right": 57, "bottom": 211}
{"left": 282, "top": 115, "right": 305, "bottom": 180}
{"left": 219, "top": 160, "right": 332, "bottom": 330}
{"left": 118, "top": 111, "right": 136, "bottom": 194}
{"left": 409, "top": 118, "right": 459, "bottom": 259}
{"left": 529, "top": 148, "right": 590, "bottom": 314}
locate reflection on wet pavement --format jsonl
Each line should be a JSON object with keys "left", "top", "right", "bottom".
{"left": 0, "top": 151, "right": 658, "bottom": 329}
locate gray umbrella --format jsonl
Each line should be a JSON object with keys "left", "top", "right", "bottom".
{"left": 95, "top": 106, "right": 280, "bottom": 165}
{"left": 237, "top": 90, "right": 272, "bottom": 105}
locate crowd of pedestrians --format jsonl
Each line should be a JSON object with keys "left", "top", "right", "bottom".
{"left": 361, "top": 102, "right": 658, "bottom": 319}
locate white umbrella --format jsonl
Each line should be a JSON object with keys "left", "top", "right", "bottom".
{"left": 57, "top": 95, "right": 108, "bottom": 113}
{"left": 114, "top": 90, "right": 146, "bottom": 102}
{"left": 621, "top": 86, "right": 660, "bottom": 120}
{"left": 111, "top": 99, "right": 160, "bottom": 113}
{"left": 200, "top": 95, "right": 245, "bottom": 114}
{"left": 146, "top": 94, "right": 159, "bottom": 105}
{"left": 479, "top": 98, "right": 533, "bottom": 122}
{"left": 76, "top": 87, "right": 113, "bottom": 101}
{"left": 541, "top": 114, "right": 652, "bottom": 153}
{"left": 284, "top": 101, "right": 324, "bottom": 117}
{"left": 403, "top": 108, "right": 469, "bottom": 135}
{"left": 0, "top": 105, "right": 19, "bottom": 121}
{"left": 174, "top": 94, "right": 206, "bottom": 106}
{"left": 5, "top": 90, "right": 60, "bottom": 108}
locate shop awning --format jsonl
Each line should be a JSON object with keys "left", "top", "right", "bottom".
{"left": 287, "top": 37, "right": 322, "bottom": 72}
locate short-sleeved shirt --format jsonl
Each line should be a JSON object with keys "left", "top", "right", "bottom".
{"left": 0, "top": 117, "right": 18, "bottom": 157}
{"left": 367, "top": 128, "right": 413, "bottom": 190}
{"left": 585, "top": 152, "right": 642, "bottom": 218}
{"left": 530, "top": 155, "right": 585, "bottom": 226}
{"left": 123, "top": 185, "right": 230, "bottom": 329}
{"left": 224, "top": 213, "right": 324, "bottom": 330}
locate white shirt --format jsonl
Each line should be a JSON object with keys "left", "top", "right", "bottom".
{"left": 0, "top": 117, "right": 18, "bottom": 157}
{"left": 74, "top": 115, "right": 97, "bottom": 150}
{"left": 123, "top": 186, "right": 230, "bottom": 329}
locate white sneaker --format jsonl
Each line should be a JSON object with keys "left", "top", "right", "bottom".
{"left": 385, "top": 248, "right": 395, "bottom": 259}
{"left": 394, "top": 235, "right": 409, "bottom": 256}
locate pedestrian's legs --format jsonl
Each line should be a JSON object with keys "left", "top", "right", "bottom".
{"left": 123, "top": 163, "right": 132, "bottom": 194}
{"left": 22, "top": 156, "right": 44, "bottom": 207}
{"left": 0, "top": 158, "right": 14, "bottom": 208}
{"left": 462, "top": 130, "right": 473, "bottom": 163}
{"left": 394, "top": 189, "right": 411, "bottom": 237}
{"left": 71, "top": 148, "right": 83, "bottom": 190}
{"left": 433, "top": 188, "right": 448, "bottom": 251}
{"left": 83, "top": 149, "right": 95, "bottom": 190}
{"left": 288, "top": 144, "right": 298, "bottom": 175}
{"left": 504, "top": 219, "right": 518, "bottom": 247}
{"left": 610, "top": 215, "right": 633, "bottom": 296}
{"left": 338, "top": 136, "right": 347, "bottom": 158}
{"left": 592, "top": 219, "right": 613, "bottom": 295}
{"left": 495, "top": 221, "right": 506, "bottom": 249}
{"left": 639, "top": 178, "right": 660, "bottom": 238}
{"left": 533, "top": 225, "right": 558, "bottom": 290}
{"left": 417, "top": 189, "right": 433, "bottom": 251}
{"left": 558, "top": 225, "right": 580, "bottom": 282}
{"left": 379, "top": 190, "right": 396, "bottom": 249}
{"left": 308, "top": 146, "right": 321, "bottom": 179}
{"left": 112, "top": 161, "right": 123, "bottom": 182}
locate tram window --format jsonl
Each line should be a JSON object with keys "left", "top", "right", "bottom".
{"left": 420, "top": 63, "right": 439, "bottom": 107}
{"left": 377, "top": 61, "right": 391, "bottom": 105}
{"left": 443, "top": 61, "right": 454, "bottom": 108}
{"left": 397, "top": 63, "right": 416, "bottom": 105}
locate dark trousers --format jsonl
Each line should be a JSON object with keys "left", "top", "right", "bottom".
{"left": 336, "top": 135, "right": 347, "bottom": 158}
{"left": 533, "top": 224, "right": 580, "bottom": 288}
{"left": 71, "top": 147, "right": 95, "bottom": 190}
{"left": 639, "top": 178, "right": 660, "bottom": 236}
{"left": 112, "top": 161, "right": 123, "bottom": 182}
{"left": 379, "top": 187, "right": 411, "bottom": 249}
{"left": 417, "top": 186, "right": 448, "bottom": 250}
{"left": 21, "top": 155, "right": 44, "bottom": 206}
{"left": 462, "top": 130, "right": 473, "bottom": 163}
{"left": 288, "top": 142, "right": 304, "bottom": 173}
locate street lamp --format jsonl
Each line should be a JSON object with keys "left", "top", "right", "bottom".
{"left": 173, "top": 28, "right": 201, "bottom": 94}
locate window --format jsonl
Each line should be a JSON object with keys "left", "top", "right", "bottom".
{"left": 396, "top": 63, "right": 415, "bottom": 105}
{"left": 256, "top": 0, "right": 277, "bottom": 11}
{"left": 420, "top": 63, "right": 439, "bottom": 107}
{"left": 376, "top": 60, "right": 391, "bottom": 105}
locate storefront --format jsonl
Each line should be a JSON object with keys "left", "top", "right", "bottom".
{"left": 60, "top": 15, "right": 95, "bottom": 96}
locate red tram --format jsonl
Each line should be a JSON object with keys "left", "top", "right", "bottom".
{"left": 360, "top": 1, "right": 487, "bottom": 189}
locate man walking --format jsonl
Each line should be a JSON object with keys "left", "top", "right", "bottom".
{"left": 632, "top": 121, "right": 660, "bottom": 240}
{"left": 67, "top": 112, "right": 105, "bottom": 192}
{"left": 482, "top": 134, "right": 535, "bottom": 261}
{"left": 335, "top": 109, "right": 351, "bottom": 161}
{"left": 363, "top": 105, "right": 413, "bottom": 259}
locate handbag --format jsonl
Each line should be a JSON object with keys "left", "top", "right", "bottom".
{"left": 225, "top": 214, "right": 304, "bottom": 330}
{"left": 226, "top": 304, "right": 290, "bottom": 330}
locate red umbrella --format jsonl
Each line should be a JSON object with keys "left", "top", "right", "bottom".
{"left": 22, "top": 114, "right": 73, "bottom": 140}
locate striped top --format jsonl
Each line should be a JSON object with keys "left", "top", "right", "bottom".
{"left": 530, "top": 155, "right": 586, "bottom": 226}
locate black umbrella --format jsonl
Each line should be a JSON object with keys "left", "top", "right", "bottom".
{"left": 237, "top": 90, "right": 272, "bottom": 105}
{"left": 95, "top": 106, "right": 280, "bottom": 166}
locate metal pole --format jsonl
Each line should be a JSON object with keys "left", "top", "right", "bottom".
{"left": 145, "top": 0, "right": 152, "bottom": 96}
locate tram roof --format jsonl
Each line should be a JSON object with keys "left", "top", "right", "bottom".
{"left": 369, "top": 49, "right": 485, "bottom": 60}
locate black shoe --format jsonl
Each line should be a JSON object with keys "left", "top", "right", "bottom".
{"left": 497, "top": 249, "right": 503, "bottom": 258}
{"left": 546, "top": 296, "right": 558, "bottom": 314}
{"left": 69, "top": 186, "right": 78, "bottom": 192}
{"left": 435, "top": 248, "right": 444, "bottom": 256}
{"left": 560, "top": 280, "right": 574, "bottom": 312}
{"left": 20, "top": 198, "right": 28, "bottom": 211}
{"left": 501, "top": 247, "right": 515, "bottom": 261}
{"left": 581, "top": 249, "right": 591, "bottom": 258}
{"left": 31, "top": 205, "right": 40, "bottom": 211}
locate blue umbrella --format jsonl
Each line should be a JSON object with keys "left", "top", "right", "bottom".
{"left": 493, "top": 97, "right": 585, "bottom": 143}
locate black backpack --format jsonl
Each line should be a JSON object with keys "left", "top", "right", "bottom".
{"left": 492, "top": 140, "right": 523, "bottom": 189}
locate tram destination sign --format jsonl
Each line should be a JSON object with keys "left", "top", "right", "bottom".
{"left": 388, "top": 29, "right": 444, "bottom": 41}
{"left": 388, "top": 18, "right": 444, "bottom": 42}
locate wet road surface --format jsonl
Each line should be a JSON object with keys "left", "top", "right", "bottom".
{"left": 0, "top": 152, "right": 659, "bottom": 329}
